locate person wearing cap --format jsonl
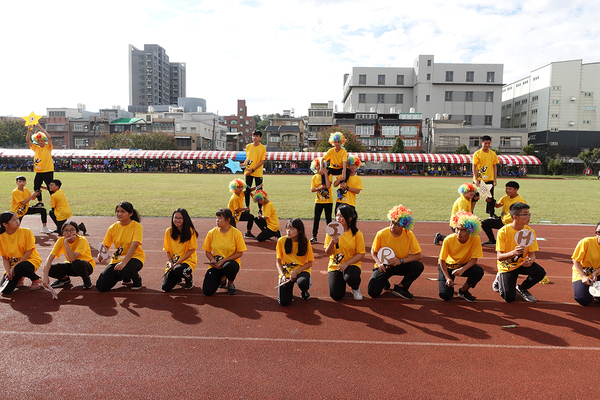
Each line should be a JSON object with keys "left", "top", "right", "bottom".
{"left": 242, "top": 130, "right": 266, "bottom": 211}
{"left": 25, "top": 123, "right": 54, "bottom": 208}
{"left": 438, "top": 211, "right": 484, "bottom": 302}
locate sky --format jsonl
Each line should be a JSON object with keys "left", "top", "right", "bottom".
{"left": 2, "top": 0, "right": 599, "bottom": 119}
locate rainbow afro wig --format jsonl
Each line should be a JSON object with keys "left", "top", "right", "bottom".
{"left": 31, "top": 131, "right": 47, "bottom": 145}
{"left": 253, "top": 189, "right": 268, "bottom": 203}
{"left": 458, "top": 182, "right": 477, "bottom": 195}
{"left": 451, "top": 211, "right": 481, "bottom": 236}
{"left": 387, "top": 205, "right": 415, "bottom": 231}
{"left": 229, "top": 178, "right": 246, "bottom": 192}
{"left": 328, "top": 132, "right": 347, "bottom": 145}
{"left": 347, "top": 155, "right": 361, "bottom": 168}
{"left": 310, "top": 159, "right": 321, "bottom": 174}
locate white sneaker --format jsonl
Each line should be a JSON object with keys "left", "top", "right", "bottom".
{"left": 351, "top": 288, "right": 363, "bottom": 301}
{"left": 40, "top": 226, "right": 53, "bottom": 234}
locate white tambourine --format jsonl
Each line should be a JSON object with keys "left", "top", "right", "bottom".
{"left": 377, "top": 247, "right": 396, "bottom": 265}
{"left": 326, "top": 222, "right": 343, "bottom": 239}
{"left": 589, "top": 281, "right": 600, "bottom": 297}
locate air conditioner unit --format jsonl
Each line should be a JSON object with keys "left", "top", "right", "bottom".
{"left": 506, "top": 116, "right": 511, "bottom": 120}
{"left": 569, "top": 121, "right": 575, "bottom": 126}
{"left": 570, "top": 97, "right": 576, "bottom": 101}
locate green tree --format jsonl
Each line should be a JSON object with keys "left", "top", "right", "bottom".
{"left": 520, "top": 144, "right": 536, "bottom": 156}
{"left": 316, "top": 126, "right": 365, "bottom": 152}
{"left": 91, "top": 131, "right": 176, "bottom": 150}
{"left": 254, "top": 115, "right": 270, "bottom": 132}
{"left": 547, "top": 158, "right": 563, "bottom": 176}
{"left": 578, "top": 148, "right": 600, "bottom": 169}
{"left": 389, "top": 137, "right": 404, "bottom": 153}
{"left": 455, "top": 144, "right": 469, "bottom": 154}
{"left": 0, "top": 119, "right": 28, "bottom": 148}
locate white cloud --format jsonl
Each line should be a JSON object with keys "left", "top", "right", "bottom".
{"left": 1, "top": 0, "right": 598, "bottom": 119}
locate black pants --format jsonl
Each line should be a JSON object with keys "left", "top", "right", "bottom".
{"left": 20, "top": 206, "right": 47, "bottom": 224}
{"left": 254, "top": 218, "right": 280, "bottom": 242}
{"left": 437, "top": 264, "right": 484, "bottom": 301}
{"left": 232, "top": 211, "right": 254, "bottom": 232}
{"left": 162, "top": 263, "right": 192, "bottom": 292}
{"left": 245, "top": 175, "right": 263, "bottom": 209}
{"left": 49, "top": 209, "right": 66, "bottom": 233}
{"left": 49, "top": 260, "right": 93, "bottom": 281}
{"left": 96, "top": 258, "right": 143, "bottom": 292}
{"left": 482, "top": 218, "right": 504, "bottom": 241}
{"left": 203, "top": 261, "right": 239, "bottom": 296}
{"left": 33, "top": 171, "right": 54, "bottom": 202}
{"left": 328, "top": 265, "right": 361, "bottom": 300}
{"left": 312, "top": 203, "right": 333, "bottom": 238}
{"left": 278, "top": 271, "right": 311, "bottom": 306}
{"left": 498, "top": 262, "right": 546, "bottom": 302}
{"left": 367, "top": 261, "right": 424, "bottom": 298}
{"left": 573, "top": 280, "right": 596, "bottom": 306}
{"left": 1, "top": 262, "right": 40, "bottom": 294}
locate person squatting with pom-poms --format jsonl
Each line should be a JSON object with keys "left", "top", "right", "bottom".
{"left": 434, "top": 182, "right": 477, "bottom": 245}
{"left": 227, "top": 178, "right": 255, "bottom": 238}
{"left": 252, "top": 189, "right": 281, "bottom": 242}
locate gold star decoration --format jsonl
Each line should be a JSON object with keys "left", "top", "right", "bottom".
{"left": 22, "top": 111, "right": 42, "bottom": 127}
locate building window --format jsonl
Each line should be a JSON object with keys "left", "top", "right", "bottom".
{"left": 378, "top": 75, "right": 385, "bottom": 85}
{"left": 531, "top": 122, "right": 537, "bottom": 127}
{"left": 469, "top": 136, "right": 479, "bottom": 147}
{"left": 584, "top": 107, "right": 596, "bottom": 111}
{"left": 74, "top": 138, "right": 88, "bottom": 147}
{"left": 533, "top": 76, "right": 539, "bottom": 81}
{"left": 377, "top": 94, "right": 385, "bottom": 103}
{"left": 356, "top": 125, "right": 374, "bottom": 137}
{"left": 74, "top": 124, "right": 86, "bottom": 132}
{"left": 465, "top": 92, "right": 473, "bottom": 102}
{"left": 427, "top": 59, "right": 432, "bottom": 66}
{"left": 426, "top": 73, "right": 431, "bottom": 81}
{"left": 426, "top": 95, "right": 430, "bottom": 101}
{"left": 269, "top": 136, "right": 280, "bottom": 143}
{"left": 522, "top": 99, "right": 528, "bottom": 104}
{"left": 552, "top": 100, "right": 560, "bottom": 104}
{"left": 382, "top": 125, "right": 399, "bottom": 136}
{"left": 531, "top": 96, "right": 538, "bottom": 101}
{"left": 446, "top": 71, "right": 454, "bottom": 82}
{"left": 396, "top": 94, "right": 404, "bottom": 104}
{"left": 514, "top": 101, "right": 521, "bottom": 106}
{"left": 531, "top": 109, "right": 538, "bottom": 114}
{"left": 400, "top": 126, "right": 418, "bottom": 136}
{"left": 396, "top": 75, "right": 404, "bottom": 85}
{"left": 439, "top": 136, "right": 460, "bottom": 146}
{"left": 404, "top": 139, "right": 418, "bottom": 147}
{"left": 551, "top": 114, "right": 559, "bottom": 117}
{"left": 230, "top": 120, "right": 237, "bottom": 124}
{"left": 500, "top": 136, "right": 522, "bottom": 148}
{"left": 583, "top": 120, "right": 591, "bottom": 124}
{"left": 359, "top": 74, "right": 366, "bottom": 85}
{"left": 584, "top": 92, "right": 593, "bottom": 96}
{"left": 552, "top": 86, "right": 561, "bottom": 90}
{"left": 445, "top": 91, "right": 453, "bottom": 101}
{"left": 487, "top": 72, "right": 495, "bottom": 82}
{"left": 465, "top": 115, "right": 472, "bottom": 126}
{"left": 521, "top": 112, "right": 527, "bottom": 116}
{"left": 485, "top": 115, "right": 492, "bottom": 126}
{"left": 486, "top": 92, "right": 494, "bottom": 102}
{"left": 466, "top": 71, "right": 474, "bottom": 82}
{"left": 359, "top": 94, "right": 366, "bottom": 103}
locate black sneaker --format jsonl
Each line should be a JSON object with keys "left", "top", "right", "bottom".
{"left": 384, "top": 280, "right": 391, "bottom": 291}
{"left": 275, "top": 230, "right": 281, "bottom": 238}
{"left": 458, "top": 289, "right": 476, "bottom": 302}
{"left": 131, "top": 277, "right": 142, "bottom": 290}
{"left": 244, "top": 231, "right": 256, "bottom": 238}
{"left": 301, "top": 290, "right": 310, "bottom": 300}
{"left": 391, "top": 284, "right": 414, "bottom": 300}
{"left": 310, "top": 237, "right": 318, "bottom": 244}
{"left": 184, "top": 275, "right": 194, "bottom": 290}
{"left": 227, "top": 283, "right": 237, "bottom": 295}
{"left": 516, "top": 285, "right": 537, "bottom": 302}
{"left": 219, "top": 279, "right": 227, "bottom": 289}
{"left": 492, "top": 280, "right": 500, "bottom": 292}
{"left": 78, "top": 222, "right": 87, "bottom": 235}
{"left": 32, "top": 202, "right": 44, "bottom": 208}
{"left": 433, "top": 232, "right": 444, "bottom": 245}
{"left": 482, "top": 241, "right": 496, "bottom": 246}
{"left": 50, "top": 276, "right": 71, "bottom": 288}
{"left": 82, "top": 277, "right": 92, "bottom": 290}
{"left": 122, "top": 278, "right": 132, "bottom": 285}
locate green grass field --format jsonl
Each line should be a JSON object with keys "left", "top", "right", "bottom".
{"left": 1, "top": 171, "right": 597, "bottom": 224}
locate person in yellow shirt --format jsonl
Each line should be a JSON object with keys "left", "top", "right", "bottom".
{"left": 482, "top": 181, "right": 526, "bottom": 246}
{"left": 0, "top": 212, "right": 43, "bottom": 294}
{"left": 472, "top": 135, "right": 499, "bottom": 218}
{"left": 276, "top": 219, "right": 314, "bottom": 305}
{"left": 228, "top": 178, "right": 255, "bottom": 238}
{"left": 202, "top": 208, "right": 247, "bottom": 296}
{"left": 571, "top": 223, "right": 600, "bottom": 306}
{"left": 320, "top": 132, "right": 348, "bottom": 199}
{"left": 434, "top": 182, "right": 476, "bottom": 245}
{"left": 496, "top": 202, "right": 546, "bottom": 303}
{"left": 438, "top": 211, "right": 484, "bottom": 302}
{"left": 11, "top": 175, "right": 51, "bottom": 233}
{"left": 253, "top": 190, "right": 281, "bottom": 242}
{"left": 42, "top": 221, "right": 95, "bottom": 290}
{"left": 334, "top": 155, "right": 362, "bottom": 213}
{"left": 369, "top": 205, "right": 424, "bottom": 299}
{"left": 162, "top": 208, "right": 198, "bottom": 292}
{"left": 324, "top": 205, "right": 365, "bottom": 301}
{"left": 96, "top": 202, "right": 145, "bottom": 291}
{"left": 26, "top": 123, "right": 54, "bottom": 207}
{"left": 242, "top": 130, "right": 267, "bottom": 210}
{"left": 309, "top": 158, "right": 332, "bottom": 243}
{"left": 47, "top": 179, "right": 86, "bottom": 235}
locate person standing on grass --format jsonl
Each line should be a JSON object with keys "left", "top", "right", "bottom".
{"left": 472, "top": 135, "right": 499, "bottom": 218}
{"left": 11, "top": 175, "right": 51, "bottom": 234}
{"left": 42, "top": 221, "right": 95, "bottom": 290}
{"left": 310, "top": 158, "right": 332, "bottom": 244}
{"left": 26, "top": 123, "right": 54, "bottom": 208}
{"left": 162, "top": 208, "right": 198, "bottom": 292}
{"left": 434, "top": 182, "right": 477, "bottom": 245}
{"left": 242, "top": 130, "right": 266, "bottom": 211}
{"left": 228, "top": 178, "right": 255, "bottom": 238}
{"left": 368, "top": 205, "right": 424, "bottom": 299}
{"left": 334, "top": 155, "right": 362, "bottom": 214}
{"left": 324, "top": 205, "right": 365, "bottom": 301}
{"left": 437, "top": 211, "right": 484, "bottom": 302}
{"left": 0, "top": 211, "right": 43, "bottom": 294}
{"left": 202, "top": 208, "right": 246, "bottom": 296}
{"left": 276, "top": 219, "right": 314, "bottom": 305}
{"left": 96, "top": 202, "right": 145, "bottom": 291}
{"left": 495, "top": 202, "right": 546, "bottom": 303}
{"left": 571, "top": 223, "right": 600, "bottom": 306}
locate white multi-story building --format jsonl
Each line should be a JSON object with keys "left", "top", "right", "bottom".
{"left": 502, "top": 59, "right": 600, "bottom": 156}
{"left": 343, "top": 55, "right": 503, "bottom": 130}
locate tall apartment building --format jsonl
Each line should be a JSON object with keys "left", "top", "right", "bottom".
{"left": 501, "top": 59, "right": 600, "bottom": 156}
{"left": 222, "top": 100, "right": 256, "bottom": 145}
{"left": 343, "top": 55, "right": 503, "bottom": 129}
{"left": 129, "top": 44, "right": 186, "bottom": 108}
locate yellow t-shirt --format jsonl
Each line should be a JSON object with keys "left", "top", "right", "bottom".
{"left": 50, "top": 235, "right": 95, "bottom": 270}
{"left": 163, "top": 227, "right": 198, "bottom": 271}
{"left": 439, "top": 234, "right": 483, "bottom": 269}
{"left": 245, "top": 143, "right": 266, "bottom": 177}
{"left": 472, "top": 148, "right": 498, "bottom": 182}
{"left": 372, "top": 227, "right": 421, "bottom": 265}
{"left": 498, "top": 194, "right": 527, "bottom": 225}
{"left": 324, "top": 230, "right": 365, "bottom": 271}
{"left": 496, "top": 224, "right": 539, "bottom": 273}
{"left": 102, "top": 220, "right": 146, "bottom": 264}
{"left": 50, "top": 189, "right": 73, "bottom": 221}
{"left": 276, "top": 237, "right": 314, "bottom": 278}
{"left": 571, "top": 236, "right": 600, "bottom": 282}
{"left": 12, "top": 187, "right": 31, "bottom": 218}
{"left": 311, "top": 174, "right": 333, "bottom": 204}
{"left": 450, "top": 195, "right": 472, "bottom": 226}
{"left": 30, "top": 142, "right": 54, "bottom": 173}
{"left": 323, "top": 147, "right": 348, "bottom": 169}
{"left": 0, "top": 227, "right": 42, "bottom": 270}
{"left": 337, "top": 174, "right": 362, "bottom": 207}
{"left": 228, "top": 192, "right": 245, "bottom": 223}
{"left": 262, "top": 201, "right": 279, "bottom": 232}
{"left": 202, "top": 227, "right": 247, "bottom": 269}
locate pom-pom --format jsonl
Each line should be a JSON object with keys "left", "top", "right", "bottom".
{"left": 229, "top": 178, "right": 246, "bottom": 192}
{"left": 253, "top": 189, "right": 268, "bottom": 203}
{"left": 328, "top": 132, "right": 347, "bottom": 145}
{"left": 347, "top": 155, "right": 361, "bottom": 168}
{"left": 387, "top": 205, "right": 415, "bottom": 231}
{"left": 458, "top": 182, "right": 476, "bottom": 195}
{"left": 451, "top": 211, "right": 481, "bottom": 236}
